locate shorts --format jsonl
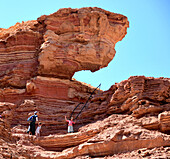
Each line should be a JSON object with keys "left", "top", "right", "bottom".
{"left": 68, "top": 125, "right": 74, "bottom": 133}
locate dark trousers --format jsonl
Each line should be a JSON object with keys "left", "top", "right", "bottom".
{"left": 30, "top": 121, "right": 36, "bottom": 135}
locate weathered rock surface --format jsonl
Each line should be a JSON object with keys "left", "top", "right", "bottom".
{"left": 0, "top": 76, "right": 102, "bottom": 135}
{"left": 0, "top": 20, "right": 42, "bottom": 88}
{"left": 0, "top": 7, "right": 129, "bottom": 87}
{"left": 2, "top": 114, "right": 169, "bottom": 159}
{"left": 159, "top": 111, "right": 170, "bottom": 133}
{"left": 38, "top": 8, "right": 129, "bottom": 79}
{"left": 0, "top": 7, "right": 169, "bottom": 159}
{"left": 1, "top": 75, "right": 168, "bottom": 136}
{"left": 105, "top": 146, "right": 170, "bottom": 159}
{"left": 0, "top": 118, "right": 11, "bottom": 141}
{"left": 0, "top": 75, "right": 169, "bottom": 158}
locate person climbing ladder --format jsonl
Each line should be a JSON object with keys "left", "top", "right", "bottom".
{"left": 65, "top": 116, "right": 75, "bottom": 133}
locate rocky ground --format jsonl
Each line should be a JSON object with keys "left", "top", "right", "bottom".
{"left": 0, "top": 7, "right": 169, "bottom": 159}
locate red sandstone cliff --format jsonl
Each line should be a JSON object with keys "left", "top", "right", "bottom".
{"left": 0, "top": 7, "right": 169, "bottom": 159}
{"left": 0, "top": 7, "right": 129, "bottom": 87}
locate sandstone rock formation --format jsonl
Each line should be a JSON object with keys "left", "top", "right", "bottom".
{"left": 0, "top": 7, "right": 129, "bottom": 87}
{"left": 37, "top": 8, "right": 128, "bottom": 79}
{"left": 0, "top": 75, "right": 169, "bottom": 158}
{"left": 0, "top": 7, "right": 170, "bottom": 159}
{"left": 0, "top": 20, "right": 41, "bottom": 88}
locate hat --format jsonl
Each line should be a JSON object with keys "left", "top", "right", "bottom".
{"left": 34, "top": 111, "right": 37, "bottom": 114}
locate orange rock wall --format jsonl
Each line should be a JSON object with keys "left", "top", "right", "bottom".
{"left": 0, "top": 7, "right": 170, "bottom": 159}
{"left": 0, "top": 7, "right": 129, "bottom": 86}
{"left": 0, "top": 76, "right": 169, "bottom": 136}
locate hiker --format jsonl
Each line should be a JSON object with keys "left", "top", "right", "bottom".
{"left": 65, "top": 116, "right": 75, "bottom": 133}
{"left": 27, "top": 111, "right": 38, "bottom": 135}
{"left": 35, "top": 122, "right": 42, "bottom": 137}
{"left": 27, "top": 125, "right": 30, "bottom": 134}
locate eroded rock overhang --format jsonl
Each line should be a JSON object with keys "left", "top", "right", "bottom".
{"left": 0, "top": 7, "right": 129, "bottom": 88}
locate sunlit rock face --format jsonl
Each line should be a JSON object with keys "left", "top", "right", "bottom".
{"left": 0, "top": 7, "right": 129, "bottom": 87}
{"left": 0, "top": 22, "right": 42, "bottom": 88}
{"left": 38, "top": 7, "right": 129, "bottom": 79}
{"left": 0, "top": 75, "right": 169, "bottom": 138}
{"left": 1, "top": 7, "right": 170, "bottom": 159}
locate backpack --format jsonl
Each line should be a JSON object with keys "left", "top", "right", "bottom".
{"left": 27, "top": 116, "right": 33, "bottom": 122}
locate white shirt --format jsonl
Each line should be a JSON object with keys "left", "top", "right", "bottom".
{"left": 35, "top": 125, "right": 41, "bottom": 135}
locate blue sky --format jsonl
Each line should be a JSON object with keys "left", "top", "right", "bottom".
{"left": 0, "top": 0, "right": 169, "bottom": 90}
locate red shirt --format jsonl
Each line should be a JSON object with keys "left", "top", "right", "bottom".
{"left": 66, "top": 120, "right": 75, "bottom": 126}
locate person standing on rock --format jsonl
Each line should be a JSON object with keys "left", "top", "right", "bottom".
{"left": 27, "top": 111, "right": 38, "bottom": 135}
{"left": 35, "top": 122, "right": 42, "bottom": 137}
{"left": 65, "top": 116, "right": 75, "bottom": 133}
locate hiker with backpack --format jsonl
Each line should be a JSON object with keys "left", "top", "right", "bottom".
{"left": 65, "top": 116, "right": 75, "bottom": 133}
{"left": 27, "top": 111, "right": 38, "bottom": 135}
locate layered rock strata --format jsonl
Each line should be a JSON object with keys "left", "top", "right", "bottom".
{"left": 0, "top": 76, "right": 101, "bottom": 135}
{"left": 1, "top": 76, "right": 169, "bottom": 136}
{"left": 37, "top": 7, "right": 129, "bottom": 79}
{"left": 0, "top": 7, "right": 169, "bottom": 159}
{"left": 0, "top": 76, "right": 169, "bottom": 158}
{"left": 0, "top": 7, "right": 129, "bottom": 85}
{"left": 4, "top": 113, "right": 170, "bottom": 158}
